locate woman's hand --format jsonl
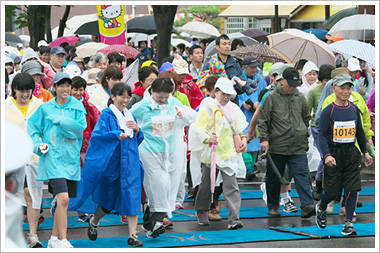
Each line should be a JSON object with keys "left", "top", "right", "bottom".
{"left": 175, "top": 106, "right": 183, "bottom": 119}
{"left": 209, "top": 133, "right": 218, "bottom": 143}
{"left": 126, "top": 120, "right": 139, "bottom": 132}
{"left": 239, "top": 137, "right": 247, "bottom": 153}
{"left": 119, "top": 133, "right": 129, "bottom": 141}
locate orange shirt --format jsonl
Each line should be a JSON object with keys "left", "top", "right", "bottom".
{"left": 35, "top": 87, "right": 54, "bottom": 102}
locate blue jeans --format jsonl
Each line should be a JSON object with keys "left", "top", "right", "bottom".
{"left": 266, "top": 153, "right": 314, "bottom": 209}
{"left": 311, "top": 126, "right": 324, "bottom": 180}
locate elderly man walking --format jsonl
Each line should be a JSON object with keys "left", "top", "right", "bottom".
{"left": 258, "top": 67, "right": 315, "bottom": 218}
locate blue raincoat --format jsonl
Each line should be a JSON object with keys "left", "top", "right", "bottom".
{"left": 68, "top": 107, "right": 144, "bottom": 215}
{"left": 28, "top": 96, "right": 87, "bottom": 181}
{"left": 238, "top": 72, "right": 267, "bottom": 152}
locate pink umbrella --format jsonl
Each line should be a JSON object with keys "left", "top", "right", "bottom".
{"left": 210, "top": 109, "right": 224, "bottom": 201}
{"left": 97, "top": 44, "right": 140, "bottom": 59}
{"left": 50, "top": 35, "right": 79, "bottom": 48}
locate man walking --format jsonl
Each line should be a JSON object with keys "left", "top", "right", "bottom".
{"left": 258, "top": 67, "right": 315, "bottom": 218}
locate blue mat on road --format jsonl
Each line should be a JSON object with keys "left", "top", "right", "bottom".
{"left": 42, "top": 186, "right": 376, "bottom": 209}
{"left": 25, "top": 202, "right": 375, "bottom": 231}
{"left": 38, "top": 222, "right": 375, "bottom": 248}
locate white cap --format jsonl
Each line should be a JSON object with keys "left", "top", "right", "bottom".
{"left": 64, "top": 64, "right": 81, "bottom": 78}
{"left": 37, "top": 40, "right": 48, "bottom": 47}
{"left": 215, "top": 78, "right": 237, "bottom": 95}
{"left": 347, "top": 58, "right": 361, "bottom": 72}
{"left": 270, "top": 62, "right": 284, "bottom": 75}
{"left": 17, "top": 43, "right": 23, "bottom": 48}
{"left": 5, "top": 121, "right": 34, "bottom": 174}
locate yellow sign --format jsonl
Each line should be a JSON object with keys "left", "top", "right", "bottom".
{"left": 333, "top": 120, "right": 356, "bottom": 143}
{"left": 97, "top": 5, "right": 125, "bottom": 37}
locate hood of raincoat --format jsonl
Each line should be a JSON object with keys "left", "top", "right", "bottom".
{"left": 300, "top": 61, "right": 319, "bottom": 97}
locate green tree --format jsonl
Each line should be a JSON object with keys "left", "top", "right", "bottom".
{"left": 177, "top": 5, "right": 220, "bottom": 29}
{"left": 5, "top": 5, "right": 72, "bottom": 50}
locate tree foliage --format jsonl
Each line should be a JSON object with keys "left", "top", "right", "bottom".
{"left": 175, "top": 5, "right": 220, "bottom": 29}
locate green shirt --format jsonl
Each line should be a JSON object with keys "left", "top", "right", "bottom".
{"left": 173, "top": 91, "right": 191, "bottom": 107}
{"left": 307, "top": 83, "right": 323, "bottom": 127}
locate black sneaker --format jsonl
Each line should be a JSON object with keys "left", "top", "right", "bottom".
{"left": 342, "top": 221, "right": 357, "bottom": 236}
{"left": 315, "top": 203, "right": 327, "bottom": 229}
{"left": 87, "top": 216, "right": 98, "bottom": 241}
{"left": 128, "top": 234, "right": 143, "bottom": 247}
{"left": 146, "top": 221, "right": 165, "bottom": 238}
{"left": 356, "top": 201, "right": 363, "bottom": 208}
{"left": 268, "top": 207, "right": 281, "bottom": 217}
{"left": 283, "top": 200, "right": 298, "bottom": 213}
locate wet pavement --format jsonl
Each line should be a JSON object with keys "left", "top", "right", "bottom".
{"left": 26, "top": 164, "right": 376, "bottom": 249}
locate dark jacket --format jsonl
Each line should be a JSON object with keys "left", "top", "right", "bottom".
{"left": 257, "top": 86, "right": 311, "bottom": 155}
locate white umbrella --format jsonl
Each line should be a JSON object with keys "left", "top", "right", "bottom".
{"left": 171, "top": 38, "right": 193, "bottom": 48}
{"left": 129, "top": 33, "right": 156, "bottom": 43}
{"left": 328, "top": 14, "right": 375, "bottom": 41}
{"left": 76, "top": 42, "right": 108, "bottom": 58}
{"left": 329, "top": 40, "right": 375, "bottom": 69}
{"left": 203, "top": 33, "right": 258, "bottom": 64}
{"left": 179, "top": 21, "right": 220, "bottom": 38}
{"left": 5, "top": 46, "right": 22, "bottom": 56}
{"left": 267, "top": 28, "right": 335, "bottom": 67}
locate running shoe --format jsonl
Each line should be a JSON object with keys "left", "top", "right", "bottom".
{"left": 283, "top": 200, "right": 298, "bottom": 213}
{"left": 315, "top": 203, "right": 327, "bottom": 229}
{"left": 175, "top": 204, "right": 184, "bottom": 210}
{"left": 342, "top": 221, "right": 357, "bottom": 236}
{"left": 59, "top": 239, "right": 74, "bottom": 248}
{"left": 196, "top": 210, "right": 210, "bottom": 226}
{"left": 121, "top": 215, "right": 128, "bottom": 223}
{"left": 163, "top": 218, "right": 173, "bottom": 228}
{"left": 207, "top": 208, "right": 222, "bottom": 221}
{"left": 78, "top": 213, "right": 90, "bottom": 222}
{"left": 128, "top": 234, "right": 143, "bottom": 247}
{"left": 227, "top": 219, "right": 243, "bottom": 229}
{"left": 87, "top": 215, "right": 98, "bottom": 241}
{"left": 47, "top": 238, "right": 61, "bottom": 248}
{"left": 146, "top": 221, "right": 165, "bottom": 238}
{"left": 27, "top": 234, "right": 43, "bottom": 248}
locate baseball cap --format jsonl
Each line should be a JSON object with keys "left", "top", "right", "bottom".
{"left": 50, "top": 46, "right": 66, "bottom": 55}
{"left": 73, "top": 56, "right": 85, "bottom": 65}
{"left": 21, "top": 61, "right": 44, "bottom": 76}
{"left": 13, "top": 56, "right": 22, "bottom": 65}
{"left": 270, "top": 62, "right": 284, "bottom": 76}
{"left": 64, "top": 64, "right": 81, "bottom": 78}
{"left": 282, "top": 67, "right": 301, "bottom": 87}
{"left": 214, "top": 78, "right": 237, "bottom": 95}
{"left": 241, "top": 56, "right": 260, "bottom": 68}
{"left": 332, "top": 74, "right": 354, "bottom": 87}
{"left": 172, "top": 58, "right": 189, "bottom": 75}
{"left": 87, "top": 68, "right": 101, "bottom": 84}
{"left": 347, "top": 58, "right": 361, "bottom": 72}
{"left": 37, "top": 40, "right": 48, "bottom": 47}
{"left": 5, "top": 56, "right": 13, "bottom": 65}
{"left": 331, "top": 67, "right": 348, "bottom": 78}
{"left": 5, "top": 121, "right": 34, "bottom": 175}
{"left": 17, "top": 43, "right": 23, "bottom": 48}
{"left": 276, "top": 63, "right": 294, "bottom": 81}
{"left": 53, "top": 72, "right": 72, "bottom": 84}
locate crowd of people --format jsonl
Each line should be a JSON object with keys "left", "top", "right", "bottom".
{"left": 4, "top": 32, "right": 375, "bottom": 248}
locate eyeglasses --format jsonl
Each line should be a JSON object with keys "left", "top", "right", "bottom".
{"left": 53, "top": 54, "right": 65, "bottom": 59}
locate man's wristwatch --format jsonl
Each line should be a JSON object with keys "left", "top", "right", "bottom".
{"left": 364, "top": 152, "right": 370, "bottom": 156}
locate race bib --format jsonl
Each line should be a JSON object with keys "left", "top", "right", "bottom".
{"left": 333, "top": 120, "right": 356, "bottom": 143}
{"left": 151, "top": 115, "right": 175, "bottom": 137}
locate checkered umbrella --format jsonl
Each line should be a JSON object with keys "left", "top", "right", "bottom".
{"left": 329, "top": 40, "right": 375, "bottom": 69}
{"left": 97, "top": 44, "right": 140, "bottom": 59}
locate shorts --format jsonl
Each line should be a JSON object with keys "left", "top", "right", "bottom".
{"left": 323, "top": 145, "right": 362, "bottom": 197}
{"left": 48, "top": 178, "right": 78, "bottom": 198}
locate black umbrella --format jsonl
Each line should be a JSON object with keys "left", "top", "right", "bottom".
{"left": 241, "top": 29, "right": 270, "bottom": 43}
{"left": 5, "top": 32, "right": 23, "bottom": 44}
{"left": 74, "top": 21, "right": 100, "bottom": 37}
{"left": 78, "top": 36, "right": 94, "bottom": 46}
{"left": 323, "top": 7, "right": 358, "bottom": 30}
{"left": 126, "top": 15, "right": 176, "bottom": 35}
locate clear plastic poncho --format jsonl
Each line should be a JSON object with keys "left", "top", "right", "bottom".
{"left": 130, "top": 89, "right": 196, "bottom": 217}
{"left": 189, "top": 97, "right": 248, "bottom": 178}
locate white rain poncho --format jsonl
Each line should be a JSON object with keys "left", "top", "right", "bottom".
{"left": 130, "top": 89, "right": 196, "bottom": 217}
{"left": 5, "top": 96, "right": 44, "bottom": 209}
{"left": 5, "top": 191, "right": 26, "bottom": 248}
{"left": 189, "top": 97, "right": 248, "bottom": 181}
{"left": 299, "top": 61, "right": 319, "bottom": 97}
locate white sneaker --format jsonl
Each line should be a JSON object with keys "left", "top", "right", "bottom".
{"left": 27, "top": 234, "right": 42, "bottom": 248}
{"left": 326, "top": 201, "right": 335, "bottom": 213}
{"left": 260, "top": 183, "right": 267, "bottom": 204}
{"left": 59, "top": 239, "right": 74, "bottom": 248}
{"left": 47, "top": 238, "right": 61, "bottom": 248}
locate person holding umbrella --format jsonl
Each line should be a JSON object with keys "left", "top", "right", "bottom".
{"left": 189, "top": 78, "right": 248, "bottom": 229}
